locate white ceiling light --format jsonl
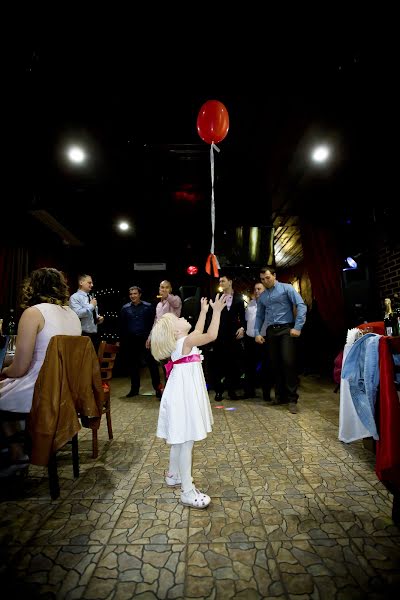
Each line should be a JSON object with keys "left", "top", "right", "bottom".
{"left": 311, "top": 145, "right": 330, "bottom": 164}
{"left": 67, "top": 146, "right": 86, "bottom": 164}
{"left": 118, "top": 221, "right": 130, "bottom": 231}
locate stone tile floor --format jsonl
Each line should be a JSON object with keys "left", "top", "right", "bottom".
{"left": 1, "top": 374, "right": 400, "bottom": 598}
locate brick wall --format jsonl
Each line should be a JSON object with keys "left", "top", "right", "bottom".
{"left": 375, "top": 241, "right": 400, "bottom": 304}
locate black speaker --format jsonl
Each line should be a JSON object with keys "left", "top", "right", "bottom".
{"left": 342, "top": 265, "right": 372, "bottom": 325}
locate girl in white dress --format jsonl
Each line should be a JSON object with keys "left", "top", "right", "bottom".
{"left": 151, "top": 293, "right": 226, "bottom": 509}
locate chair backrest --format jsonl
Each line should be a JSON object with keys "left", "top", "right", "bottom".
{"left": 98, "top": 341, "right": 120, "bottom": 383}
{"left": 29, "top": 335, "right": 103, "bottom": 466}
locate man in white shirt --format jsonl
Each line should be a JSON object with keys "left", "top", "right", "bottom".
{"left": 243, "top": 282, "right": 268, "bottom": 399}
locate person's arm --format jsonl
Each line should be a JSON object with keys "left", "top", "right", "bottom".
{"left": 238, "top": 297, "right": 246, "bottom": 329}
{"left": 234, "top": 296, "right": 246, "bottom": 339}
{"left": 97, "top": 312, "right": 105, "bottom": 325}
{"left": 183, "top": 294, "right": 227, "bottom": 354}
{"left": 146, "top": 303, "right": 159, "bottom": 348}
{"left": 192, "top": 297, "right": 209, "bottom": 334}
{"left": 287, "top": 288, "right": 307, "bottom": 334}
{"left": 69, "top": 293, "right": 92, "bottom": 319}
{"left": 144, "top": 304, "right": 156, "bottom": 338}
{"left": 254, "top": 295, "right": 266, "bottom": 338}
{"left": 1, "top": 307, "right": 44, "bottom": 379}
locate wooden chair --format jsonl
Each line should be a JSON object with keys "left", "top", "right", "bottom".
{"left": 90, "top": 340, "right": 120, "bottom": 459}
{"left": 29, "top": 335, "right": 103, "bottom": 499}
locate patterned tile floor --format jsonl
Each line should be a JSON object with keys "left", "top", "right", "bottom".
{"left": 1, "top": 374, "right": 400, "bottom": 599}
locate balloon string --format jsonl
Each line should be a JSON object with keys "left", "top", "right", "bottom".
{"left": 210, "top": 142, "right": 220, "bottom": 255}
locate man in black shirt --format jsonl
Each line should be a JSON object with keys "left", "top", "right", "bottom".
{"left": 120, "top": 286, "right": 162, "bottom": 398}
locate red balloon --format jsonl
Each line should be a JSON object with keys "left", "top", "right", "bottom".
{"left": 196, "top": 100, "right": 229, "bottom": 144}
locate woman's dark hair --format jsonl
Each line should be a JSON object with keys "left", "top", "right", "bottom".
{"left": 20, "top": 267, "right": 70, "bottom": 308}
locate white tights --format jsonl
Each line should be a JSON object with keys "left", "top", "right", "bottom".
{"left": 169, "top": 441, "right": 194, "bottom": 493}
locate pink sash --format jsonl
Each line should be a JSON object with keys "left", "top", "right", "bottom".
{"left": 165, "top": 354, "right": 201, "bottom": 379}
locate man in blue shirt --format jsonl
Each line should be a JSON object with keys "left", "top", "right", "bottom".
{"left": 255, "top": 266, "right": 307, "bottom": 413}
{"left": 120, "top": 286, "right": 162, "bottom": 398}
{"left": 69, "top": 274, "right": 104, "bottom": 351}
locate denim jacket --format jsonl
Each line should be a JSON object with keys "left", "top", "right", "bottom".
{"left": 341, "top": 333, "right": 381, "bottom": 440}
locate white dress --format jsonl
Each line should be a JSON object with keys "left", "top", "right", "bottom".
{"left": 0, "top": 303, "right": 81, "bottom": 413}
{"left": 157, "top": 337, "right": 214, "bottom": 444}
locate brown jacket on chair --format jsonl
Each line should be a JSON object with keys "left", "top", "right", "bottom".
{"left": 28, "top": 335, "right": 104, "bottom": 466}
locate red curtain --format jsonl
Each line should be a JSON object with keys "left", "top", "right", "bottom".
{"left": 300, "top": 221, "right": 346, "bottom": 341}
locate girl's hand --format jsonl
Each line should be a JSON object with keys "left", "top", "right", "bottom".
{"left": 210, "top": 293, "right": 227, "bottom": 312}
{"left": 200, "top": 297, "right": 209, "bottom": 313}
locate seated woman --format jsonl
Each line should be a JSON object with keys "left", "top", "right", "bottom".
{"left": 0, "top": 267, "right": 82, "bottom": 475}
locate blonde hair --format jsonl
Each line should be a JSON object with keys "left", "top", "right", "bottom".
{"left": 151, "top": 313, "right": 179, "bottom": 361}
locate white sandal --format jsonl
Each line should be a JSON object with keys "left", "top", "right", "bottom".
{"left": 181, "top": 487, "right": 211, "bottom": 509}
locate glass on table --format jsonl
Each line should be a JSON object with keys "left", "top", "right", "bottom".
{"left": 0, "top": 335, "right": 15, "bottom": 370}
{"left": 7, "top": 335, "right": 16, "bottom": 355}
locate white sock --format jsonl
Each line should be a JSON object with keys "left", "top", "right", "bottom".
{"left": 168, "top": 444, "right": 181, "bottom": 477}
{"left": 179, "top": 440, "right": 194, "bottom": 493}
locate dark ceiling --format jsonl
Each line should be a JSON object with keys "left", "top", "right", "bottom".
{"left": 6, "top": 32, "right": 390, "bottom": 279}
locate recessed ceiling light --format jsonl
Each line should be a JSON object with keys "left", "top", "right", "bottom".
{"left": 311, "top": 145, "right": 330, "bottom": 163}
{"left": 67, "top": 146, "right": 86, "bottom": 164}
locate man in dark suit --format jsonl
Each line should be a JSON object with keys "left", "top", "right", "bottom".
{"left": 120, "top": 286, "right": 162, "bottom": 398}
{"left": 206, "top": 273, "right": 246, "bottom": 401}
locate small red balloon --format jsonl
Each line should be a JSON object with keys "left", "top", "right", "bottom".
{"left": 197, "top": 100, "right": 229, "bottom": 145}
{"left": 186, "top": 265, "right": 198, "bottom": 275}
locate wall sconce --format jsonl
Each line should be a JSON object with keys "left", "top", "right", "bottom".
{"left": 343, "top": 254, "right": 361, "bottom": 271}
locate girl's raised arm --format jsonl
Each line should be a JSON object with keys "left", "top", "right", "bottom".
{"left": 182, "top": 294, "right": 227, "bottom": 354}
